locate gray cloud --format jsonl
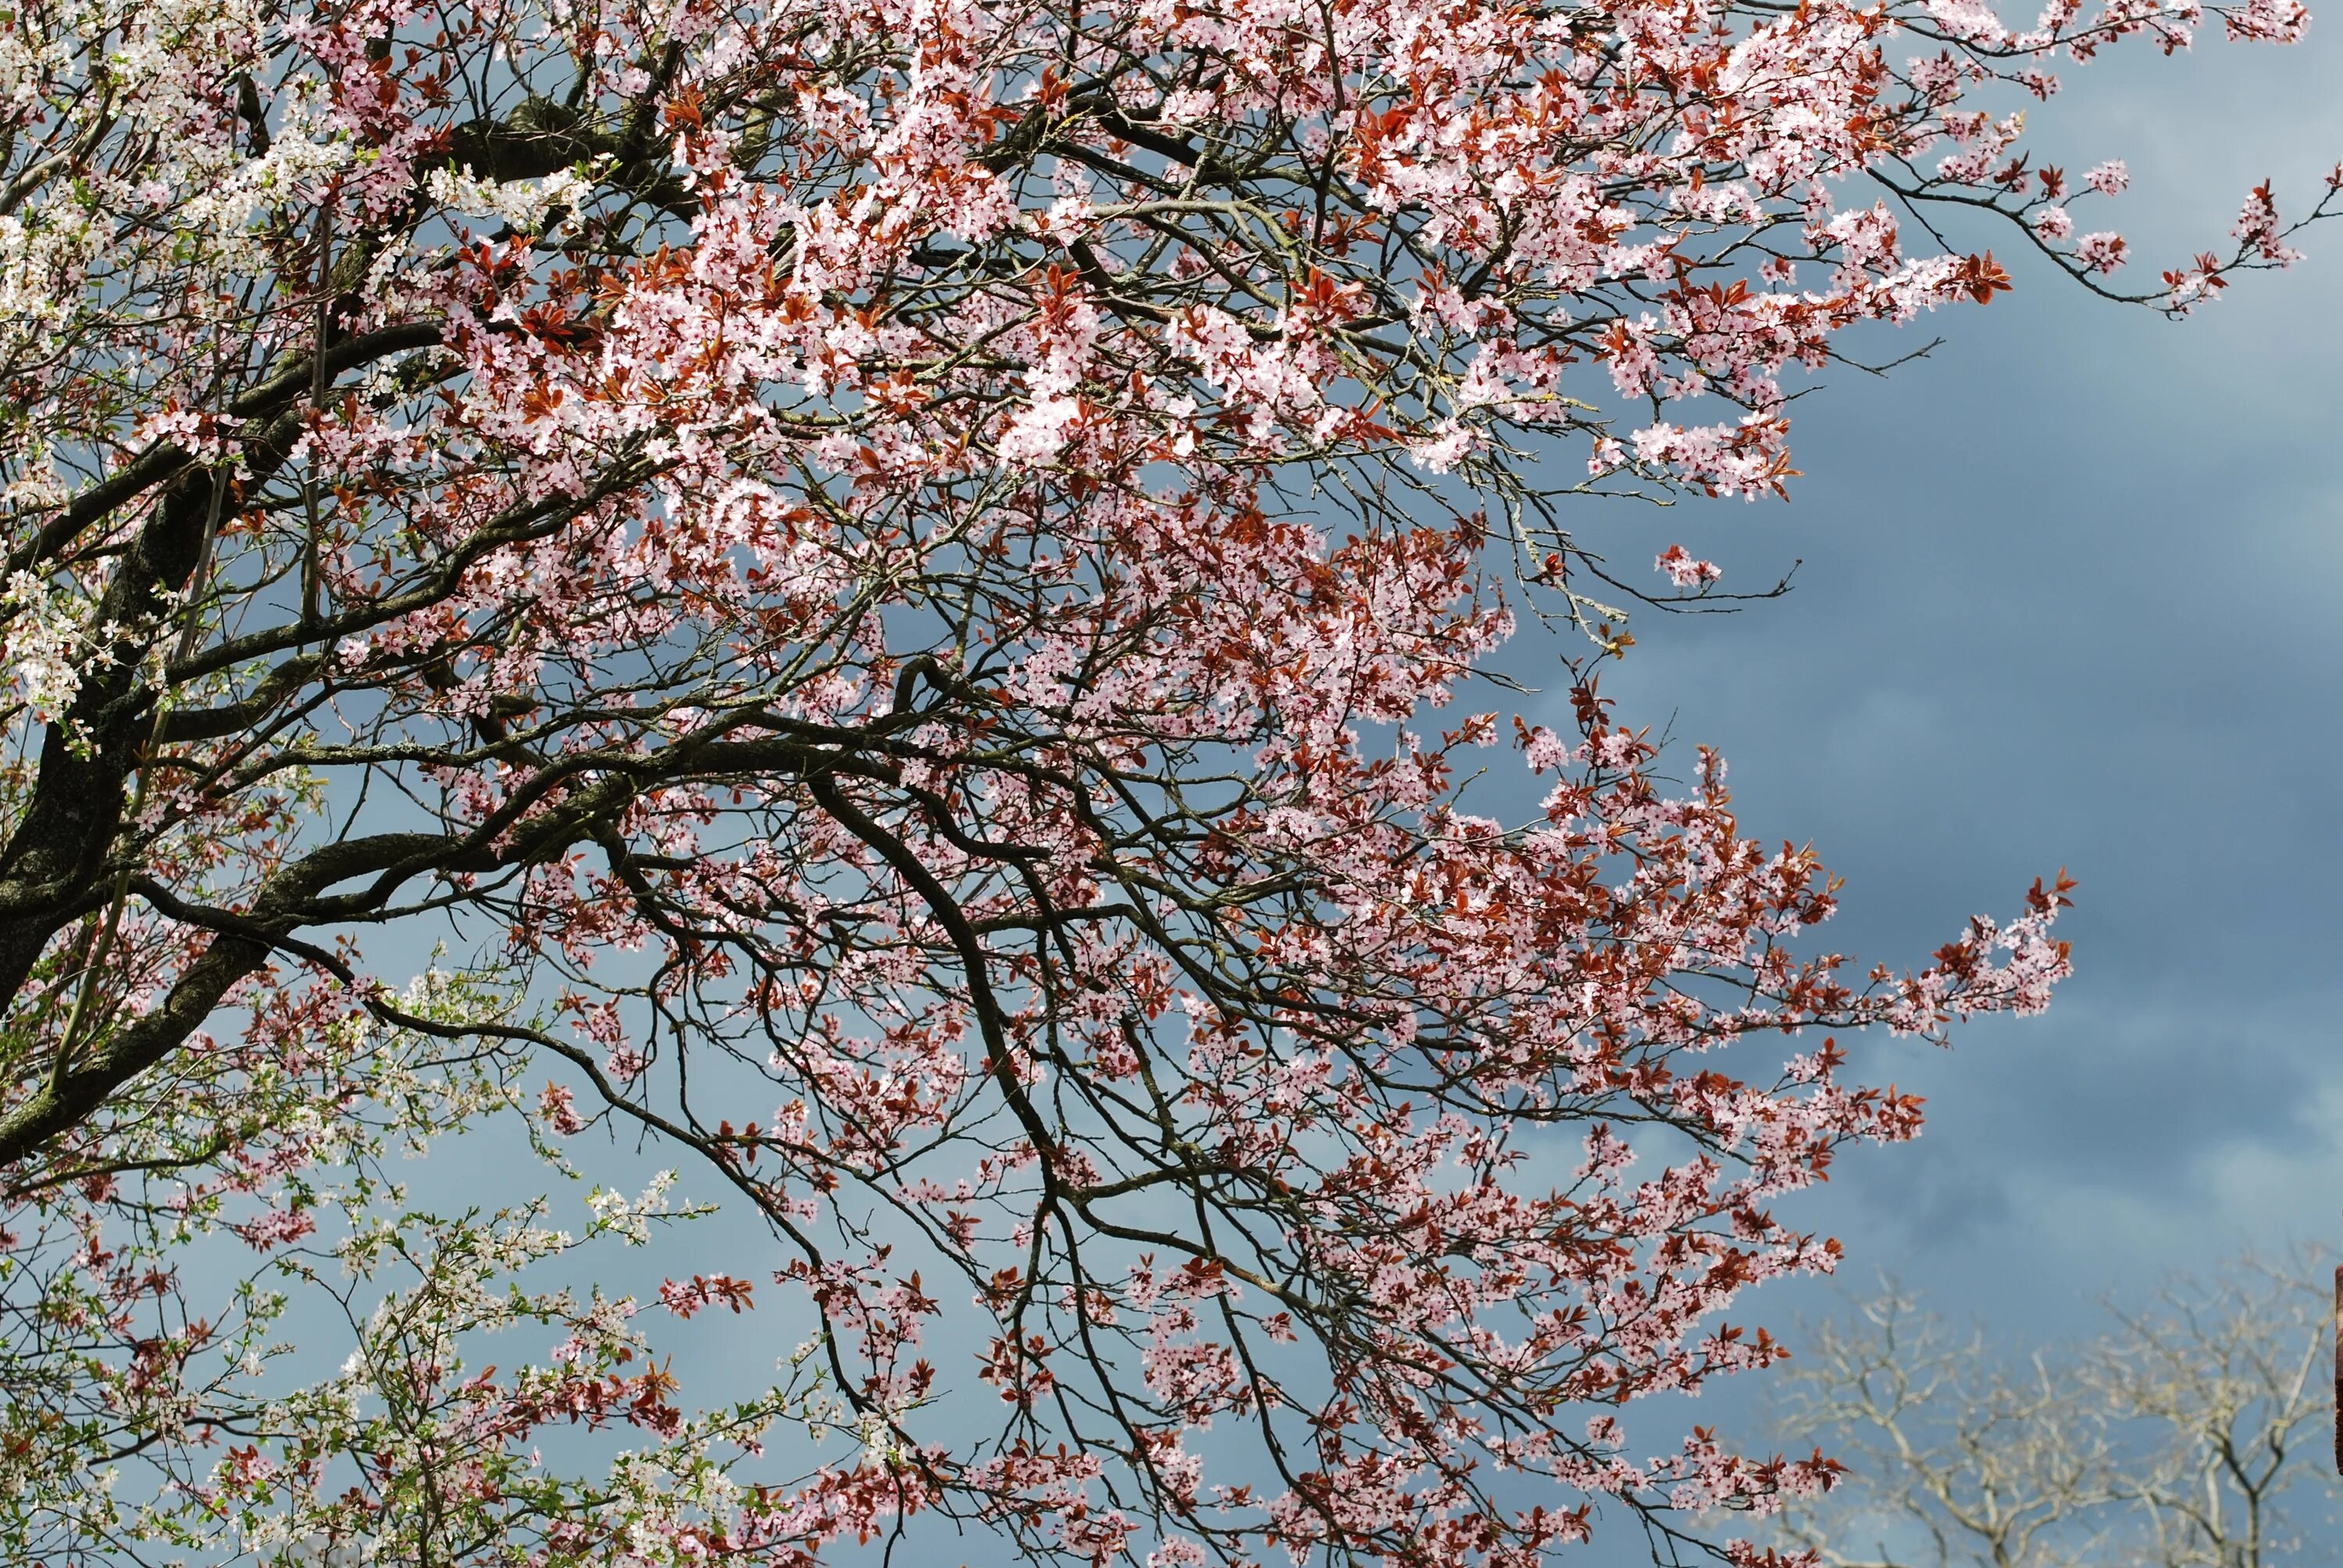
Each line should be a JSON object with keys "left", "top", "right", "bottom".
{"left": 1503, "top": 24, "right": 2343, "bottom": 1364}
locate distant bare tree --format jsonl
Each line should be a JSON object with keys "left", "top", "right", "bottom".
{"left": 1764, "top": 1288, "right": 2117, "bottom": 1568}
{"left": 2085, "top": 1256, "right": 2334, "bottom": 1566}
{"left": 1762, "top": 1251, "right": 2337, "bottom": 1568}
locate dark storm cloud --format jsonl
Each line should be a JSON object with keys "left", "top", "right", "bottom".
{"left": 1508, "top": 26, "right": 2343, "bottom": 1341}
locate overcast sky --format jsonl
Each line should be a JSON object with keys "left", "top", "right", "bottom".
{"left": 1503, "top": 13, "right": 2343, "bottom": 1387}
{"left": 1441, "top": 26, "right": 2343, "bottom": 1562}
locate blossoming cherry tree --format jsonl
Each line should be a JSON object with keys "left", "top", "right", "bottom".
{"left": 0, "top": 0, "right": 2326, "bottom": 1560}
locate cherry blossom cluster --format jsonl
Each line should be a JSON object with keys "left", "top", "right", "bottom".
{"left": 0, "top": 0, "right": 2314, "bottom": 1559}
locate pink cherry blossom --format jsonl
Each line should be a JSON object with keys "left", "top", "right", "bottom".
{"left": 0, "top": 0, "right": 2321, "bottom": 1560}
